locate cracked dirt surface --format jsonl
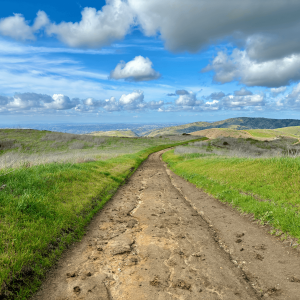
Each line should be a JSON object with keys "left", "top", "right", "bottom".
{"left": 32, "top": 150, "right": 300, "bottom": 300}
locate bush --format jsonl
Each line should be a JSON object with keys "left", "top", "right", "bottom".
{"left": 0, "top": 139, "right": 18, "bottom": 150}
{"left": 69, "top": 142, "right": 85, "bottom": 150}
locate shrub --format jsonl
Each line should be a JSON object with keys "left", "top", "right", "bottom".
{"left": 69, "top": 142, "right": 85, "bottom": 150}
{"left": 0, "top": 139, "right": 18, "bottom": 150}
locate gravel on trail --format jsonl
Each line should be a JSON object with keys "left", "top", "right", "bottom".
{"left": 32, "top": 150, "right": 300, "bottom": 300}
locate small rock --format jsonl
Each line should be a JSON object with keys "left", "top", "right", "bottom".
{"left": 73, "top": 286, "right": 81, "bottom": 293}
{"left": 236, "top": 233, "right": 245, "bottom": 238}
{"left": 290, "top": 276, "right": 300, "bottom": 283}
{"left": 66, "top": 272, "right": 77, "bottom": 278}
{"left": 150, "top": 276, "right": 160, "bottom": 286}
{"left": 174, "top": 280, "right": 191, "bottom": 290}
{"left": 235, "top": 239, "right": 242, "bottom": 243}
{"left": 255, "top": 253, "right": 264, "bottom": 261}
{"left": 127, "top": 219, "right": 138, "bottom": 228}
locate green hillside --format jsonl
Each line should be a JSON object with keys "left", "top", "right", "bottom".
{"left": 147, "top": 117, "right": 300, "bottom": 136}
{"left": 274, "top": 126, "right": 300, "bottom": 138}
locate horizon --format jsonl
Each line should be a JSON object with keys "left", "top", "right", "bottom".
{"left": 1, "top": 1, "right": 300, "bottom": 123}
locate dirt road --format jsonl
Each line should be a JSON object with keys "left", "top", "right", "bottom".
{"left": 32, "top": 150, "right": 300, "bottom": 299}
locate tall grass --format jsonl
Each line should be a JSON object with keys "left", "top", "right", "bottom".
{"left": 0, "top": 129, "right": 198, "bottom": 169}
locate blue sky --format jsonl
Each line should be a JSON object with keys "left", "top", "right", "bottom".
{"left": 1, "top": 0, "right": 300, "bottom": 124}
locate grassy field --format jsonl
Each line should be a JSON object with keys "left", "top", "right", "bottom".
{"left": 0, "top": 129, "right": 201, "bottom": 299}
{"left": 245, "top": 129, "right": 280, "bottom": 138}
{"left": 0, "top": 129, "right": 194, "bottom": 169}
{"left": 274, "top": 126, "right": 300, "bottom": 138}
{"left": 89, "top": 130, "right": 138, "bottom": 137}
{"left": 163, "top": 138, "right": 300, "bottom": 246}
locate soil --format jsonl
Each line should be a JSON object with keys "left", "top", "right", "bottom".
{"left": 32, "top": 150, "right": 300, "bottom": 300}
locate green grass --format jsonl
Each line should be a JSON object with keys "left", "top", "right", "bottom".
{"left": 0, "top": 138, "right": 202, "bottom": 299}
{"left": 274, "top": 126, "right": 300, "bottom": 138}
{"left": 245, "top": 129, "right": 279, "bottom": 138}
{"left": 163, "top": 150, "right": 300, "bottom": 242}
{"left": 0, "top": 129, "right": 197, "bottom": 169}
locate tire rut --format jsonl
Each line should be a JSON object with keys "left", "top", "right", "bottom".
{"left": 32, "top": 150, "right": 300, "bottom": 299}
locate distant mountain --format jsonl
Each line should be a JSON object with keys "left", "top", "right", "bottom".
{"left": 146, "top": 117, "right": 300, "bottom": 136}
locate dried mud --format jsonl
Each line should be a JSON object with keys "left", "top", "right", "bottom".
{"left": 32, "top": 150, "right": 300, "bottom": 299}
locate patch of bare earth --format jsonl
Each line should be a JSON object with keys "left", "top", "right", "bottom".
{"left": 32, "top": 150, "right": 300, "bottom": 300}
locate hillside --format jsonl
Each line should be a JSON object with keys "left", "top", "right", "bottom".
{"left": 191, "top": 127, "right": 300, "bottom": 142}
{"left": 146, "top": 117, "right": 300, "bottom": 136}
{"left": 89, "top": 130, "right": 138, "bottom": 137}
{"left": 190, "top": 128, "right": 253, "bottom": 139}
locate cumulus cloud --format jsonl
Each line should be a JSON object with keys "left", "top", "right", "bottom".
{"left": 47, "top": 1, "right": 134, "bottom": 48}
{"left": 0, "top": 11, "right": 49, "bottom": 40}
{"left": 44, "top": 94, "right": 78, "bottom": 110}
{"left": 270, "top": 86, "right": 287, "bottom": 97}
{"left": 205, "top": 91, "right": 225, "bottom": 100}
{"left": 119, "top": 90, "right": 145, "bottom": 109}
{"left": 234, "top": 87, "right": 253, "bottom": 96}
{"left": 128, "top": 0, "right": 300, "bottom": 55}
{"left": 0, "top": 92, "right": 76, "bottom": 111}
{"left": 222, "top": 94, "right": 266, "bottom": 109}
{"left": 203, "top": 49, "right": 300, "bottom": 87}
{"left": 174, "top": 90, "right": 202, "bottom": 106}
{"left": 110, "top": 56, "right": 160, "bottom": 81}
{"left": 0, "top": 90, "right": 165, "bottom": 113}
{"left": 285, "top": 83, "right": 300, "bottom": 109}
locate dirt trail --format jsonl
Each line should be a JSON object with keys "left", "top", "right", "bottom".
{"left": 32, "top": 150, "right": 300, "bottom": 300}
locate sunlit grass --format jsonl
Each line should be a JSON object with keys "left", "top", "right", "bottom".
{"left": 246, "top": 129, "right": 279, "bottom": 138}
{"left": 163, "top": 150, "right": 300, "bottom": 241}
{"left": 0, "top": 138, "right": 202, "bottom": 299}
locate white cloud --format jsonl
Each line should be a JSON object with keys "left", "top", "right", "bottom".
{"left": 222, "top": 94, "right": 266, "bottom": 109}
{"left": 110, "top": 56, "right": 160, "bottom": 81}
{"left": 205, "top": 100, "right": 219, "bottom": 105}
{"left": 129, "top": 0, "right": 300, "bottom": 54}
{"left": 0, "top": 11, "right": 49, "bottom": 41}
{"left": 44, "top": 94, "right": 77, "bottom": 110}
{"left": 285, "top": 83, "right": 300, "bottom": 109}
{"left": 47, "top": 1, "right": 135, "bottom": 48}
{"left": 119, "top": 90, "right": 147, "bottom": 109}
{"left": 203, "top": 49, "right": 300, "bottom": 87}
{"left": 270, "top": 86, "right": 287, "bottom": 97}
{"left": 205, "top": 91, "right": 226, "bottom": 100}
{"left": 234, "top": 87, "right": 253, "bottom": 96}
{"left": 0, "top": 92, "right": 77, "bottom": 111}
{"left": 175, "top": 90, "right": 202, "bottom": 106}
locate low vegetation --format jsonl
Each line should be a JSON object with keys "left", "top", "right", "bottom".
{"left": 163, "top": 136, "right": 300, "bottom": 246}
{"left": 0, "top": 129, "right": 194, "bottom": 169}
{"left": 147, "top": 117, "right": 300, "bottom": 136}
{"left": 0, "top": 129, "right": 201, "bottom": 299}
{"left": 89, "top": 130, "right": 138, "bottom": 137}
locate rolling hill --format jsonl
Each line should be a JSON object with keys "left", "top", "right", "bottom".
{"left": 146, "top": 117, "right": 300, "bottom": 136}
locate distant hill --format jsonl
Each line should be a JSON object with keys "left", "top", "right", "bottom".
{"left": 89, "top": 130, "right": 138, "bottom": 137}
{"left": 146, "top": 117, "right": 300, "bottom": 136}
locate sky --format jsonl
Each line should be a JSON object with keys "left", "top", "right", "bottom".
{"left": 1, "top": 0, "right": 300, "bottom": 124}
